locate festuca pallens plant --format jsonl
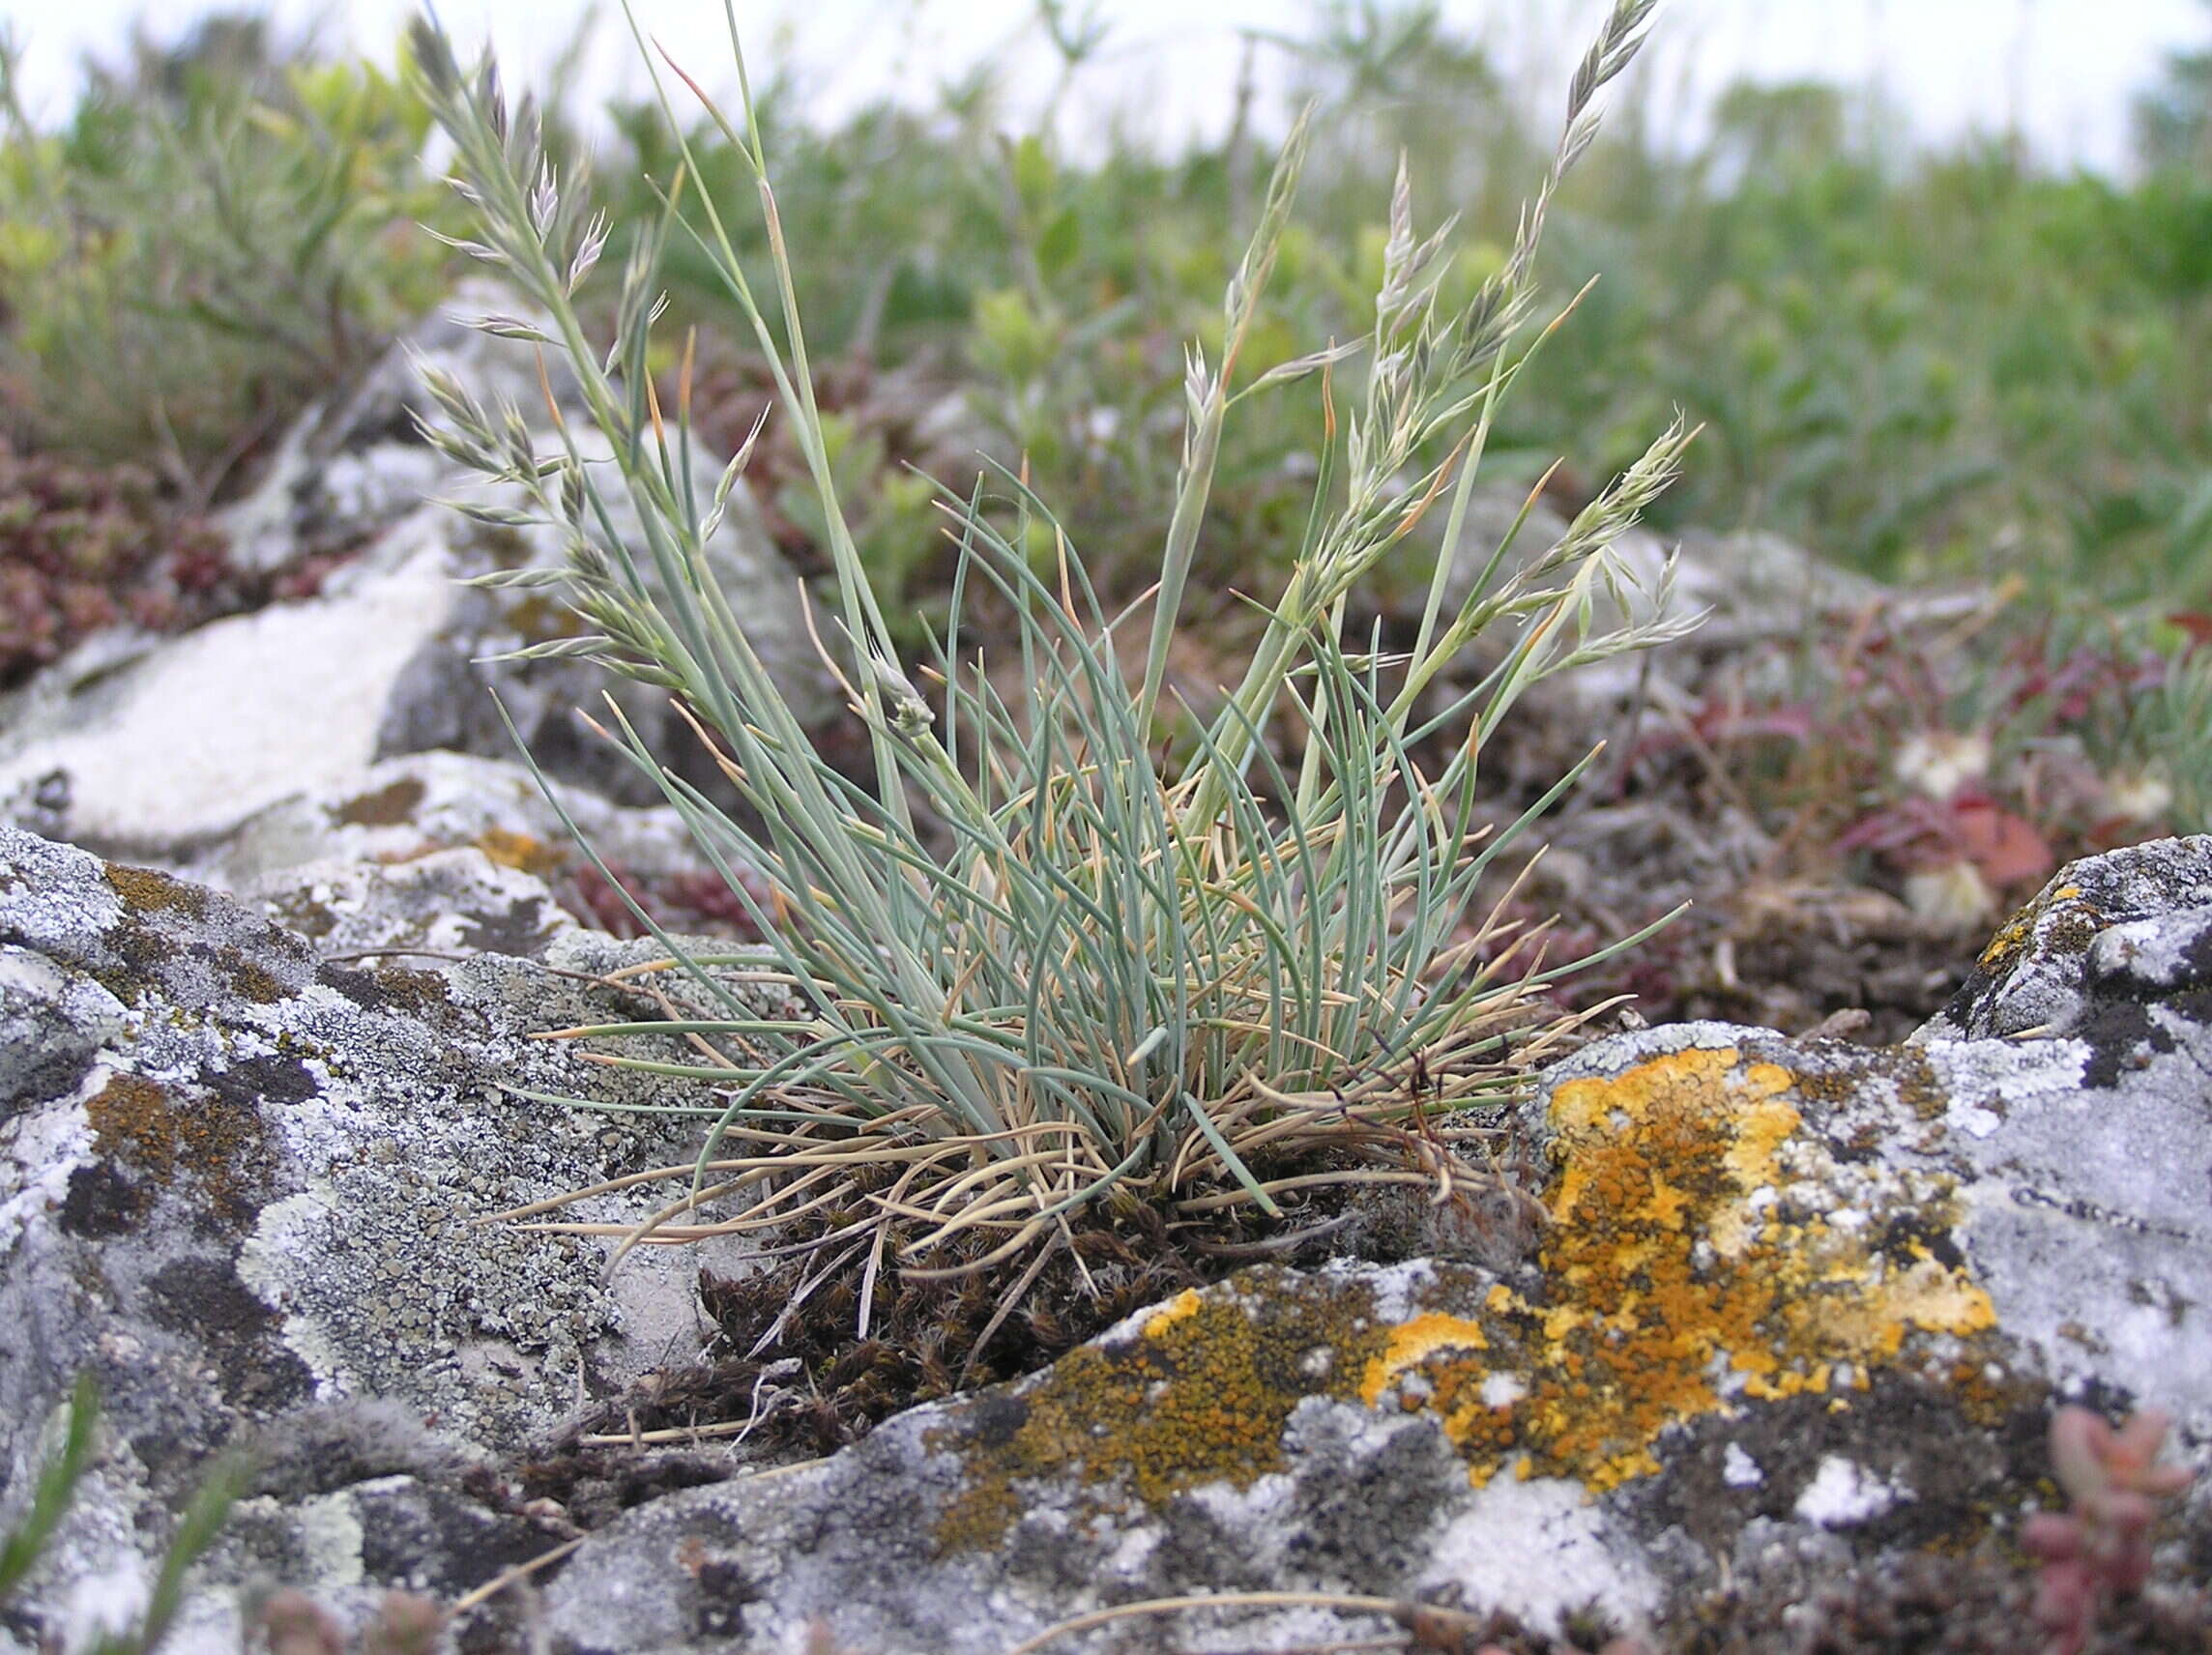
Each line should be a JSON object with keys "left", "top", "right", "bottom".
{"left": 408, "top": 0, "right": 1693, "bottom": 1280}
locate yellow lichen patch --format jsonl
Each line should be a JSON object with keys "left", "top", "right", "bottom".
{"left": 1142, "top": 1289, "right": 1204, "bottom": 1337}
{"left": 1860, "top": 1254, "right": 1998, "bottom": 1348}
{"left": 1360, "top": 1313, "right": 1488, "bottom": 1408}
{"left": 1360, "top": 1313, "right": 1522, "bottom": 1478}
{"left": 928, "top": 1041, "right": 2005, "bottom": 1543}
{"left": 1720, "top": 1063, "right": 1800, "bottom": 1185}
{"left": 931, "top": 1277, "right": 1391, "bottom": 1553}
{"left": 1975, "top": 912, "right": 2034, "bottom": 972}
{"left": 1364, "top": 1046, "right": 1997, "bottom": 1494}
{"left": 1976, "top": 882, "right": 2083, "bottom": 971}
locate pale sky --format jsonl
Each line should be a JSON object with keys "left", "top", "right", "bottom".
{"left": 5, "top": 1, "right": 2207, "bottom": 175}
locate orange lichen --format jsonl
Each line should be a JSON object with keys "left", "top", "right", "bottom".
{"left": 1944, "top": 1356, "right": 2039, "bottom": 1429}
{"left": 102, "top": 862, "right": 207, "bottom": 915}
{"left": 1360, "top": 1045, "right": 1997, "bottom": 1492}
{"left": 84, "top": 1069, "right": 269, "bottom": 1221}
{"left": 475, "top": 828, "right": 564, "bottom": 878}
{"left": 1976, "top": 881, "right": 2086, "bottom": 972}
{"left": 1361, "top": 1313, "right": 1488, "bottom": 1404}
{"left": 1142, "top": 1289, "right": 1204, "bottom": 1338}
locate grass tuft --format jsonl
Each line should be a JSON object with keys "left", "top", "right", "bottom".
{"left": 410, "top": 0, "right": 1696, "bottom": 1287}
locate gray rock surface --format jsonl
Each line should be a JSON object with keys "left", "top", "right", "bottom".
{"left": 1916, "top": 833, "right": 2212, "bottom": 1044}
{"left": 3, "top": 815, "right": 2208, "bottom": 1653}
{"left": 0, "top": 549, "right": 456, "bottom": 851}
{"left": 0, "top": 825, "right": 794, "bottom": 1652}
{"left": 534, "top": 839, "right": 2212, "bottom": 1655}
{"left": 179, "top": 746, "right": 728, "bottom": 938}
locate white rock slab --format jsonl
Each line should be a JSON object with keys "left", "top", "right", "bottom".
{"left": 0, "top": 550, "right": 453, "bottom": 849}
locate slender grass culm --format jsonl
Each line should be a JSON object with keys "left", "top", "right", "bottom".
{"left": 403, "top": 0, "right": 1698, "bottom": 1294}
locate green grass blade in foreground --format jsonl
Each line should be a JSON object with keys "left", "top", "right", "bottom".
{"left": 0, "top": 1374, "right": 98, "bottom": 1606}
{"left": 97, "top": 1451, "right": 256, "bottom": 1655}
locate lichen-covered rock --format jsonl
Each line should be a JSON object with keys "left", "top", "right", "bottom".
{"left": 8, "top": 810, "right": 2208, "bottom": 1655}
{"left": 0, "top": 825, "right": 795, "bottom": 1652}
{"left": 1917, "top": 832, "right": 2212, "bottom": 1045}
{"left": 190, "top": 749, "right": 709, "bottom": 900}
{"left": 247, "top": 845, "right": 581, "bottom": 967}
{"left": 537, "top": 839, "right": 2212, "bottom": 1655}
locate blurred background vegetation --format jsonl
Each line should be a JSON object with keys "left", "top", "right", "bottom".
{"left": 4, "top": 3, "right": 2211, "bottom": 600}
{"left": 0, "top": 15, "right": 458, "bottom": 499}
{"left": 1, "top": 2, "right": 2208, "bottom": 850}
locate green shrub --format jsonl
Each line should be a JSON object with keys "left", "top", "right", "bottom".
{"left": 1519, "top": 94, "right": 2212, "bottom": 602}
{"left": 0, "top": 16, "right": 460, "bottom": 491}
{"left": 570, "top": 13, "right": 2212, "bottom": 616}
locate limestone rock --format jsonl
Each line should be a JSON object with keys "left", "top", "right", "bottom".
{"left": 180, "top": 748, "right": 729, "bottom": 954}
{"left": 0, "top": 549, "right": 455, "bottom": 851}
{"left": 1915, "top": 832, "right": 2212, "bottom": 1045}
{"left": 0, "top": 825, "right": 793, "bottom": 1652}
{"left": 537, "top": 838, "right": 2212, "bottom": 1655}
{"left": 6, "top": 823, "right": 2209, "bottom": 1653}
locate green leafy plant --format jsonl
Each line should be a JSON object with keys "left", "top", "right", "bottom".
{"left": 564, "top": 2, "right": 2212, "bottom": 647}
{"left": 408, "top": 0, "right": 1692, "bottom": 1277}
